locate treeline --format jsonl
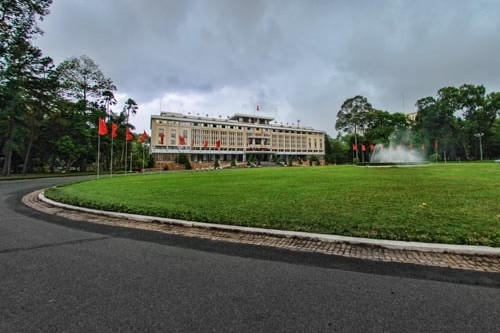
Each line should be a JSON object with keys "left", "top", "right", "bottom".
{"left": 0, "top": 0, "right": 148, "bottom": 175}
{"left": 328, "top": 86, "right": 500, "bottom": 163}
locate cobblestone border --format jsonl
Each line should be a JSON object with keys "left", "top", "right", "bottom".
{"left": 23, "top": 190, "right": 500, "bottom": 273}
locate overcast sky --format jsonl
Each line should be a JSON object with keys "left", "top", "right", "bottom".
{"left": 34, "top": 0, "right": 500, "bottom": 136}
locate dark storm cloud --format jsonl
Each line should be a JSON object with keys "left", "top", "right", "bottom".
{"left": 35, "top": 0, "right": 500, "bottom": 134}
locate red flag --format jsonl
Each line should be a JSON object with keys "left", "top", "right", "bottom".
{"left": 215, "top": 139, "right": 221, "bottom": 150}
{"left": 111, "top": 123, "right": 118, "bottom": 139}
{"left": 369, "top": 144, "right": 375, "bottom": 152}
{"left": 126, "top": 128, "right": 133, "bottom": 141}
{"left": 179, "top": 135, "right": 186, "bottom": 145}
{"left": 159, "top": 133, "right": 164, "bottom": 144}
{"left": 352, "top": 144, "right": 357, "bottom": 151}
{"left": 361, "top": 144, "right": 366, "bottom": 152}
{"left": 138, "top": 130, "right": 147, "bottom": 143}
{"left": 203, "top": 139, "right": 209, "bottom": 149}
{"left": 434, "top": 139, "right": 438, "bottom": 151}
{"left": 98, "top": 118, "right": 108, "bottom": 136}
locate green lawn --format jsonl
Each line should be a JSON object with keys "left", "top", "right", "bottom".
{"left": 45, "top": 163, "right": 500, "bottom": 246}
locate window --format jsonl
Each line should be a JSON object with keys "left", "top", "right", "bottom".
{"left": 158, "top": 129, "right": 165, "bottom": 145}
{"left": 170, "top": 129, "right": 176, "bottom": 145}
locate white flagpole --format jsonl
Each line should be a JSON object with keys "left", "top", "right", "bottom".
{"left": 110, "top": 134, "right": 113, "bottom": 177}
{"left": 124, "top": 130, "right": 128, "bottom": 175}
{"left": 142, "top": 143, "right": 145, "bottom": 171}
{"left": 97, "top": 134, "right": 101, "bottom": 179}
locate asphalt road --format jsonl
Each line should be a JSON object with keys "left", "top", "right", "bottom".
{"left": 1, "top": 177, "right": 499, "bottom": 332}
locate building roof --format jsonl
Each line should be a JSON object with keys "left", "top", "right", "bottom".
{"left": 153, "top": 112, "right": 323, "bottom": 133}
{"left": 229, "top": 113, "right": 275, "bottom": 121}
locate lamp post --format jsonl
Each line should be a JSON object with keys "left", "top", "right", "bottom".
{"left": 474, "top": 132, "right": 484, "bottom": 161}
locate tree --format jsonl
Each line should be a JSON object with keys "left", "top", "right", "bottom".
{"left": 364, "top": 109, "right": 394, "bottom": 144}
{"left": 414, "top": 84, "right": 499, "bottom": 160}
{"left": 121, "top": 98, "right": 138, "bottom": 170}
{"left": 335, "top": 95, "right": 372, "bottom": 160}
{"left": 0, "top": 1, "right": 55, "bottom": 175}
{"left": 0, "top": 0, "right": 52, "bottom": 64}
{"left": 0, "top": 0, "right": 53, "bottom": 175}
{"left": 56, "top": 55, "right": 115, "bottom": 112}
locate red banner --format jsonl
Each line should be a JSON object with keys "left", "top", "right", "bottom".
{"left": 111, "top": 123, "right": 118, "bottom": 139}
{"left": 138, "top": 130, "right": 148, "bottom": 143}
{"left": 126, "top": 128, "right": 133, "bottom": 141}
{"left": 98, "top": 118, "right": 108, "bottom": 136}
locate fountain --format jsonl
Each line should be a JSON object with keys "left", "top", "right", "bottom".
{"left": 369, "top": 143, "right": 426, "bottom": 165}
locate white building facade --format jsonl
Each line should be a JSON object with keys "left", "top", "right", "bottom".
{"left": 150, "top": 112, "right": 325, "bottom": 167}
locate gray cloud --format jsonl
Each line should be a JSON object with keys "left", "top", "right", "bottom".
{"left": 35, "top": 0, "right": 500, "bottom": 135}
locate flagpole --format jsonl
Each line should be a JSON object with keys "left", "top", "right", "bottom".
{"left": 97, "top": 134, "right": 101, "bottom": 179}
{"left": 142, "top": 143, "right": 145, "bottom": 171}
{"left": 124, "top": 131, "right": 128, "bottom": 175}
{"left": 110, "top": 135, "right": 113, "bottom": 177}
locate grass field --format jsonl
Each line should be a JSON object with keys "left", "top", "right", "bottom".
{"left": 45, "top": 163, "right": 500, "bottom": 246}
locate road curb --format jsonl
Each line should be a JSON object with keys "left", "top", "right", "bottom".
{"left": 38, "top": 191, "right": 500, "bottom": 257}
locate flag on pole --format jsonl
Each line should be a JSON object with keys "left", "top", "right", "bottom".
{"left": 178, "top": 135, "right": 186, "bottom": 145}
{"left": 352, "top": 144, "right": 357, "bottom": 151}
{"left": 361, "top": 144, "right": 366, "bottom": 152}
{"left": 215, "top": 139, "right": 221, "bottom": 150}
{"left": 98, "top": 118, "right": 108, "bottom": 136}
{"left": 203, "top": 139, "right": 209, "bottom": 149}
{"left": 111, "top": 123, "right": 118, "bottom": 138}
{"left": 138, "top": 130, "right": 148, "bottom": 143}
{"left": 126, "top": 128, "right": 133, "bottom": 141}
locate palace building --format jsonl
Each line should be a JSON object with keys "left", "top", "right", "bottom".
{"left": 150, "top": 112, "right": 325, "bottom": 168}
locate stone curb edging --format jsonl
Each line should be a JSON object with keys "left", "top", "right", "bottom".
{"left": 38, "top": 191, "right": 500, "bottom": 257}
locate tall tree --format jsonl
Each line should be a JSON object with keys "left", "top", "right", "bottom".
{"left": 335, "top": 95, "right": 372, "bottom": 160}
{"left": 0, "top": 0, "right": 54, "bottom": 175}
{"left": 56, "top": 55, "right": 115, "bottom": 113}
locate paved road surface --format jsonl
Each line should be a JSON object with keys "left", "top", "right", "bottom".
{"left": 1, "top": 177, "right": 499, "bottom": 332}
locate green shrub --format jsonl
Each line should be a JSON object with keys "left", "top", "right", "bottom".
{"left": 177, "top": 153, "right": 192, "bottom": 169}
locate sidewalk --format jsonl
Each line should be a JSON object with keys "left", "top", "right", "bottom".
{"left": 24, "top": 190, "right": 500, "bottom": 273}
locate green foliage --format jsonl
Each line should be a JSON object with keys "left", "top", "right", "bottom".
{"left": 415, "top": 84, "right": 499, "bottom": 161}
{"left": 428, "top": 153, "right": 441, "bottom": 162}
{"left": 45, "top": 164, "right": 500, "bottom": 246}
{"left": 176, "top": 153, "right": 191, "bottom": 169}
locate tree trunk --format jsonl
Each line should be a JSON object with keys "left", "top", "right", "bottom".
{"left": 462, "top": 142, "right": 470, "bottom": 160}
{"left": 22, "top": 135, "right": 34, "bottom": 174}
{"left": 2, "top": 149, "right": 13, "bottom": 176}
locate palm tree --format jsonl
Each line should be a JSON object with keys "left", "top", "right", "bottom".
{"left": 122, "top": 98, "right": 138, "bottom": 172}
